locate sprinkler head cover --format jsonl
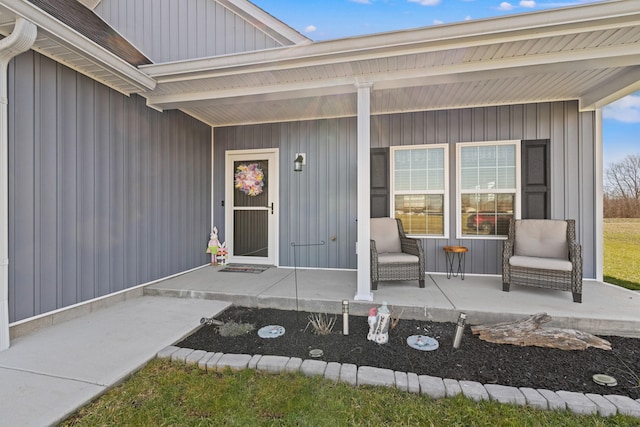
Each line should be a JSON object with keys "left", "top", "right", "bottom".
{"left": 257, "top": 325, "right": 285, "bottom": 338}
{"left": 592, "top": 374, "right": 617, "bottom": 387}
{"left": 309, "top": 349, "right": 324, "bottom": 358}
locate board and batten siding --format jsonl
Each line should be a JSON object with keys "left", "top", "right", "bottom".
{"left": 214, "top": 101, "right": 597, "bottom": 279}
{"left": 214, "top": 119, "right": 358, "bottom": 270}
{"left": 94, "top": 0, "right": 286, "bottom": 63}
{"left": 371, "top": 103, "right": 596, "bottom": 279}
{"left": 7, "top": 51, "right": 212, "bottom": 323}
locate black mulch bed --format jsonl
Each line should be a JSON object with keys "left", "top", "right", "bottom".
{"left": 177, "top": 306, "right": 640, "bottom": 399}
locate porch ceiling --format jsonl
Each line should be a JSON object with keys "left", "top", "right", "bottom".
{"left": 141, "top": 0, "right": 640, "bottom": 127}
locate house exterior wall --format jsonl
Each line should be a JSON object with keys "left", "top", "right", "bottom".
{"left": 214, "top": 101, "right": 597, "bottom": 279}
{"left": 7, "top": 51, "right": 212, "bottom": 323}
{"left": 94, "top": 0, "right": 286, "bottom": 63}
{"left": 213, "top": 120, "right": 359, "bottom": 269}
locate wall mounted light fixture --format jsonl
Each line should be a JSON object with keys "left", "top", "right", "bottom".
{"left": 294, "top": 153, "right": 305, "bottom": 172}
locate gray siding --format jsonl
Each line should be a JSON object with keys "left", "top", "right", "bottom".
{"left": 8, "top": 51, "right": 212, "bottom": 322}
{"left": 372, "top": 104, "right": 596, "bottom": 278}
{"left": 94, "top": 0, "right": 285, "bottom": 63}
{"left": 214, "top": 120, "right": 358, "bottom": 269}
{"left": 214, "top": 102, "right": 597, "bottom": 278}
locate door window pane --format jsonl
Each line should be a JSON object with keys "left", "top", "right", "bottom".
{"left": 234, "top": 210, "right": 268, "bottom": 257}
{"left": 234, "top": 160, "right": 268, "bottom": 207}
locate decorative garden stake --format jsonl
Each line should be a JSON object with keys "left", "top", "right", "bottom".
{"left": 367, "top": 302, "right": 390, "bottom": 344}
{"left": 216, "top": 243, "right": 228, "bottom": 265}
{"left": 206, "top": 227, "right": 220, "bottom": 266}
{"left": 342, "top": 300, "right": 349, "bottom": 335}
{"left": 453, "top": 312, "right": 467, "bottom": 349}
{"left": 367, "top": 307, "right": 377, "bottom": 340}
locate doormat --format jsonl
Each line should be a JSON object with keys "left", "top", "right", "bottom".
{"left": 219, "top": 264, "right": 270, "bottom": 274}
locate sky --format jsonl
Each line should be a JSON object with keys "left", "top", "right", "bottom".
{"left": 251, "top": 0, "right": 639, "bottom": 167}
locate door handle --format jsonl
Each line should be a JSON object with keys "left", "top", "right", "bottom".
{"left": 267, "top": 202, "right": 274, "bottom": 214}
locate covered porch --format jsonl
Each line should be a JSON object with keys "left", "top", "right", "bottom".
{"left": 145, "top": 266, "right": 640, "bottom": 338}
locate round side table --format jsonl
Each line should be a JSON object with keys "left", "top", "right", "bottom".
{"left": 443, "top": 246, "right": 468, "bottom": 279}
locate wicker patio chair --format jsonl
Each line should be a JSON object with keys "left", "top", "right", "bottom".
{"left": 370, "top": 218, "right": 425, "bottom": 290}
{"left": 502, "top": 219, "right": 582, "bottom": 303}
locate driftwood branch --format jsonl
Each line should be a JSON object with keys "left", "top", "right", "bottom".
{"left": 471, "top": 313, "right": 611, "bottom": 351}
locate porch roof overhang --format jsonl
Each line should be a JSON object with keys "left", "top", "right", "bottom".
{"left": 140, "top": 0, "right": 640, "bottom": 128}
{"left": 0, "top": 0, "right": 156, "bottom": 95}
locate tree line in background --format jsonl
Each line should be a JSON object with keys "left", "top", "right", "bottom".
{"left": 604, "top": 154, "right": 640, "bottom": 218}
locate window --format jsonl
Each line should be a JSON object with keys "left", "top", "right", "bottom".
{"left": 457, "top": 141, "right": 520, "bottom": 238}
{"left": 391, "top": 145, "right": 448, "bottom": 237}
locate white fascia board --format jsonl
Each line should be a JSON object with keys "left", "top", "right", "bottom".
{"left": 146, "top": 79, "right": 356, "bottom": 109}
{"left": 580, "top": 67, "right": 640, "bottom": 110}
{"left": 146, "top": 46, "right": 640, "bottom": 109}
{"left": 217, "top": 0, "right": 310, "bottom": 46}
{"left": 1, "top": 0, "right": 156, "bottom": 93}
{"left": 141, "top": 0, "right": 640, "bottom": 81}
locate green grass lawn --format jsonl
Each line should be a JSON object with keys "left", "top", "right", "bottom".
{"left": 604, "top": 218, "right": 640, "bottom": 291}
{"left": 62, "top": 359, "right": 639, "bottom": 427}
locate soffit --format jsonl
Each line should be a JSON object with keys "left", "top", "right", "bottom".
{"left": 142, "top": 0, "right": 640, "bottom": 127}
{"left": 0, "top": 1, "right": 155, "bottom": 94}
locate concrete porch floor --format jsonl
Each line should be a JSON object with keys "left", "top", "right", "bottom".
{"left": 145, "top": 265, "right": 640, "bottom": 338}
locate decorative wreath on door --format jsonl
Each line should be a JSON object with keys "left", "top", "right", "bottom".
{"left": 234, "top": 163, "right": 265, "bottom": 196}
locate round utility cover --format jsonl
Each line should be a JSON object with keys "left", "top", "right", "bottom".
{"left": 258, "top": 325, "right": 285, "bottom": 338}
{"left": 592, "top": 374, "right": 617, "bottom": 387}
{"left": 407, "top": 335, "right": 439, "bottom": 351}
{"left": 309, "top": 349, "right": 324, "bottom": 358}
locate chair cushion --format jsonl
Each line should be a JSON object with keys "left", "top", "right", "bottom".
{"left": 371, "top": 218, "right": 402, "bottom": 253}
{"left": 509, "top": 255, "right": 573, "bottom": 272}
{"left": 514, "top": 220, "right": 568, "bottom": 260}
{"left": 377, "top": 252, "right": 418, "bottom": 264}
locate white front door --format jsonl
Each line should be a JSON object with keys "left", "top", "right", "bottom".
{"left": 225, "top": 149, "right": 279, "bottom": 265}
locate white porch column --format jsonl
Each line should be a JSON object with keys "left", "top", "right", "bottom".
{"left": 595, "top": 108, "right": 604, "bottom": 282}
{"left": 354, "top": 80, "right": 373, "bottom": 301}
{"left": 0, "top": 18, "right": 37, "bottom": 351}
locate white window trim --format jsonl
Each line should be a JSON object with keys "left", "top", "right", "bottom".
{"left": 390, "top": 144, "right": 449, "bottom": 239}
{"left": 456, "top": 140, "right": 521, "bottom": 240}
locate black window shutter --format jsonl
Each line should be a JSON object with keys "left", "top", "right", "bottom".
{"left": 370, "top": 148, "right": 390, "bottom": 218}
{"left": 521, "top": 140, "right": 550, "bottom": 219}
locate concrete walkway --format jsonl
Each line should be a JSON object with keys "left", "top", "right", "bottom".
{"left": 0, "top": 296, "right": 229, "bottom": 427}
{"left": 146, "top": 265, "right": 640, "bottom": 337}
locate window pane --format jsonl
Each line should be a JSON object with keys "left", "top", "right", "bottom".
{"left": 410, "top": 169, "right": 427, "bottom": 191}
{"left": 478, "top": 145, "right": 496, "bottom": 166}
{"left": 497, "top": 145, "right": 515, "bottom": 166}
{"left": 496, "top": 166, "right": 516, "bottom": 188}
{"left": 395, "top": 149, "right": 411, "bottom": 170}
{"left": 427, "top": 170, "right": 444, "bottom": 190}
{"left": 478, "top": 168, "right": 496, "bottom": 189}
{"left": 460, "top": 147, "right": 477, "bottom": 168}
{"left": 428, "top": 148, "right": 444, "bottom": 168}
{"left": 392, "top": 146, "right": 446, "bottom": 236}
{"left": 395, "top": 170, "right": 410, "bottom": 191}
{"left": 395, "top": 194, "right": 444, "bottom": 236}
{"left": 461, "top": 193, "right": 514, "bottom": 237}
{"left": 460, "top": 168, "right": 477, "bottom": 190}
{"left": 460, "top": 143, "right": 516, "bottom": 192}
{"left": 411, "top": 149, "right": 427, "bottom": 166}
